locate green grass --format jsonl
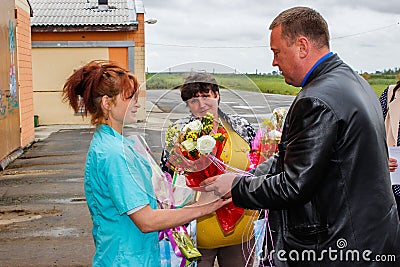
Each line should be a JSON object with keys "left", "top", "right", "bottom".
{"left": 145, "top": 73, "right": 398, "bottom": 97}
{"left": 364, "top": 74, "right": 398, "bottom": 96}
{"left": 144, "top": 73, "right": 183, "bottom": 90}
{"left": 246, "top": 74, "right": 300, "bottom": 95}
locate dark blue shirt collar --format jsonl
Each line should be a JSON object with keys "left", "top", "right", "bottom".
{"left": 301, "top": 52, "right": 333, "bottom": 87}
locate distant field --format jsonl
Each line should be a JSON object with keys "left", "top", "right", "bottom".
{"left": 145, "top": 73, "right": 398, "bottom": 97}
{"left": 364, "top": 74, "right": 398, "bottom": 96}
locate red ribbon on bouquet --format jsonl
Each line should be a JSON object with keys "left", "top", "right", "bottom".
{"left": 185, "top": 128, "right": 245, "bottom": 234}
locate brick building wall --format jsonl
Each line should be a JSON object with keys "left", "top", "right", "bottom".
{"left": 132, "top": 13, "right": 146, "bottom": 120}
{"left": 16, "top": 1, "right": 34, "bottom": 147}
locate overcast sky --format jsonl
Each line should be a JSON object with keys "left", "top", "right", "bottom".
{"left": 143, "top": 0, "right": 400, "bottom": 74}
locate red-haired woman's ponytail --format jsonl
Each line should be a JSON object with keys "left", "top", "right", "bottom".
{"left": 62, "top": 60, "right": 139, "bottom": 125}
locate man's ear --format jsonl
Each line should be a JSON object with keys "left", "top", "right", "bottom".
{"left": 101, "top": 95, "right": 111, "bottom": 110}
{"left": 296, "top": 36, "right": 309, "bottom": 58}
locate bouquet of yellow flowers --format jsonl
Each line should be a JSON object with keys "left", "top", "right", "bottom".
{"left": 166, "top": 113, "right": 224, "bottom": 158}
{"left": 166, "top": 113, "right": 247, "bottom": 234}
{"left": 166, "top": 112, "right": 227, "bottom": 187}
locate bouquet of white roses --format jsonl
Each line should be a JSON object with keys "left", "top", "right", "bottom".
{"left": 166, "top": 113, "right": 250, "bottom": 234}
{"left": 165, "top": 112, "right": 226, "bottom": 179}
{"left": 166, "top": 113, "right": 225, "bottom": 161}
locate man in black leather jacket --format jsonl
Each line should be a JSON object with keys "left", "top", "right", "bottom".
{"left": 203, "top": 7, "right": 400, "bottom": 266}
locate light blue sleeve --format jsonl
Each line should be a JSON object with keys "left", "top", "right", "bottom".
{"left": 104, "top": 150, "right": 152, "bottom": 215}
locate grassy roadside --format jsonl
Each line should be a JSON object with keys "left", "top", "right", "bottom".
{"left": 363, "top": 74, "right": 399, "bottom": 97}
{"left": 146, "top": 73, "right": 398, "bottom": 97}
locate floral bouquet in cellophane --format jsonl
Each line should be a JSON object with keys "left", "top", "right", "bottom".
{"left": 127, "top": 135, "right": 200, "bottom": 267}
{"left": 166, "top": 113, "right": 246, "bottom": 234}
{"left": 249, "top": 107, "right": 287, "bottom": 167}
{"left": 166, "top": 113, "right": 226, "bottom": 187}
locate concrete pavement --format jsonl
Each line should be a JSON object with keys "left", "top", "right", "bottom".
{"left": 0, "top": 127, "right": 94, "bottom": 266}
{"left": 0, "top": 90, "right": 294, "bottom": 266}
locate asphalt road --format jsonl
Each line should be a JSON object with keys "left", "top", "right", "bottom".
{"left": 0, "top": 90, "right": 295, "bottom": 266}
{"left": 142, "top": 89, "right": 294, "bottom": 160}
{"left": 0, "top": 128, "right": 94, "bottom": 266}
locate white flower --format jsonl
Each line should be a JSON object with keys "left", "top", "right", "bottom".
{"left": 181, "top": 139, "right": 196, "bottom": 152}
{"left": 266, "top": 129, "right": 282, "bottom": 140}
{"left": 183, "top": 120, "right": 203, "bottom": 133}
{"left": 196, "top": 135, "right": 216, "bottom": 155}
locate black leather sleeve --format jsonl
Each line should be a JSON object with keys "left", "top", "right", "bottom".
{"left": 232, "top": 97, "right": 339, "bottom": 210}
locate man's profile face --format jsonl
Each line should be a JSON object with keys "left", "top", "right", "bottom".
{"left": 270, "top": 25, "right": 302, "bottom": 87}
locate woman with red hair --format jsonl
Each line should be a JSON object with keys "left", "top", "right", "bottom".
{"left": 63, "top": 60, "right": 229, "bottom": 266}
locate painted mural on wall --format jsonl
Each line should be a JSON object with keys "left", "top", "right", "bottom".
{"left": 0, "top": 89, "right": 6, "bottom": 116}
{"left": 0, "top": 20, "right": 18, "bottom": 119}
{"left": 8, "top": 20, "right": 18, "bottom": 111}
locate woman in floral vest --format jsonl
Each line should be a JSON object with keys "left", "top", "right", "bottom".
{"left": 161, "top": 72, "right": 258, "bottom": 267}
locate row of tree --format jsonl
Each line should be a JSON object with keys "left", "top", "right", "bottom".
{"left": 374, "top": 67, "right": 400, "bottom": 75}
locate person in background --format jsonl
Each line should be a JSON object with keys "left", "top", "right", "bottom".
{"left": 379, "top": 79, "right": 400, "bottom": 218}
{"left": 62, "top": 60, "right": 230, "bottom": 266}
{"left": 203, "top": 7, "right": 400, "bottom": 266}
{"left": 161, "top": 72, "right": 257, "bottom": 267}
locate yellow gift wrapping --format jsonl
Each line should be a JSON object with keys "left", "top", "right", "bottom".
{"left": 196, "top": 119, "right": 258, "bottom": 249}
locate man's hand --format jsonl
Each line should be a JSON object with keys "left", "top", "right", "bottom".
{"left": 201, "top": 173, "right": 237, "bottom": 199}
{"left": 186, "top": 191, "right": 232, "bottom": 208}
{"left": 389, "top": 157, "right": 398, "bottom": 172}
